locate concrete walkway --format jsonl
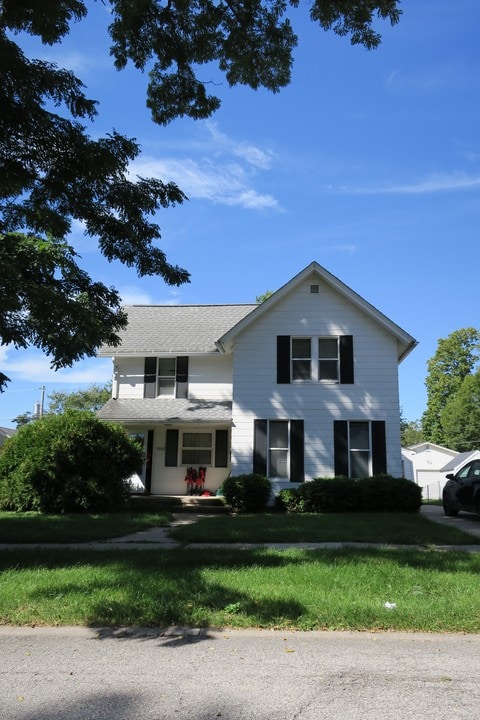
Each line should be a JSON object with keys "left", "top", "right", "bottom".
{"left": 2, "top": 504, "right": 480, "bottom": 551}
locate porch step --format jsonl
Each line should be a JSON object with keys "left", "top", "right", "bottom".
{"left": 127, "top": 494, "right": 229, "bottom": 514}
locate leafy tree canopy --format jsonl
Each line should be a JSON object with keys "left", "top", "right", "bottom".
{"left": 47, "top": 383, "right": 112, "bottom": 414}
{"left": 422, "top": 328, "right": 480, "bottom": 446}
{"left": 441, "top": 371, "right": 480, "bottom": 453}
{"left": 0, "top": 0, "right": 402, "bottom": 390}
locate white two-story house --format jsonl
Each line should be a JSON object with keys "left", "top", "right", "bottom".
{"left": 97, "top": 262, "right": 417, "bottom": 495}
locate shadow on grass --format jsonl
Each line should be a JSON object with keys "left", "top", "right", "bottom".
{"left": 2, "top": 546, "right": 480, "bottom": 632}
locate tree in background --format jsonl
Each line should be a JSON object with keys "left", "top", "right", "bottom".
{"left": 48, "top": 383, "right": 111, "bottom": 414}
{"left": 256, "top": 290, "right": 274, "bottom": 303}
{"left": 1, "top": 0, "right": 402, "bottom": 390}
{"left": 422, "top": 328, "right": 480, "bottom": 446}
{"left": 441, "top": 371, "right": 480, "bottom": 452}
{"left": 400, "top": 417, "right": 424, "bottom": 448}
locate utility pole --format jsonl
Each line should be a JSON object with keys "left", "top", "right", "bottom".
{"left": 39, "top": 385, "right": 45, "bottom": 417}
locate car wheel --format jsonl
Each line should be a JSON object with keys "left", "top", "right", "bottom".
{"left": 443, "top": 494, "right": 459, "bottom": 517}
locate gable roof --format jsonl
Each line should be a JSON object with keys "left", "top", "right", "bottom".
{"left": 98, "top": 304, "right": 256, "bottom": 356}
{"left": 441, "top": 450, "right": 480, "bottom": 473}
{"left": 217, "top": 261, "right": 417, "bottom": 361}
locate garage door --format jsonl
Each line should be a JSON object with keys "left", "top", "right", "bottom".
{"left": 416, "top": 471, "right": 448, "bottom": 500}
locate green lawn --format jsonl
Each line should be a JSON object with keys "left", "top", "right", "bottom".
{"left": 1, "top": 546, "right": 480, "bottom": 632}
{"left": 170, "top": 512, "right": 480, "bottom": 546}
{"left": 0, "top": 511, "right": 171, "bottom": 543}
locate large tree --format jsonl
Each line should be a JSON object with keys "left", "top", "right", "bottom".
{"left": 441, "top": 371, "right": 480, "bottom": 452}
{"left": 422, "top": 328, "right": 480, "bottom": 446}
{"left": 1, "top": 0, "right": 402, "bottom": 390}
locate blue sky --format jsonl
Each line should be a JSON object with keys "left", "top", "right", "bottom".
{"left": 1, "top": 0, "right": 479, "bottom": 428}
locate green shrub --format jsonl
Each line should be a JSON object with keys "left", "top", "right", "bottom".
{"left": 357, "top": 475, "right": 422, "bottom": 512}
{"left": 222, "top": 474, "right": 272, "bottom": 513}
{"left": 0, "top": 411, "right": 143, "bottom": 513}
{"left": 276, "top": 475, "right": 422, "bottom": 514}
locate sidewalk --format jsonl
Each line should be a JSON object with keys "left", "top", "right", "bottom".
{"left": 2, "top": 505, "right": 480, "bottom": 551}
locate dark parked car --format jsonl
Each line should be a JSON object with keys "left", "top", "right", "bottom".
{"left": 443, "top": 459, "right": 480, "bottom": 516}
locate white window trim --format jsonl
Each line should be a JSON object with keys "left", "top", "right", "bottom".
{"left": 267, "top": 420, "right": 290, "bottom": 480}
{"left": 180, "top": 429, "right": 213, "bottom": 467}
{"left": 157, "top": 357, "right": 176, "bottom": 397}
{"left": 291, "top": 336, "right": 340, "bottom": 384}
{"left": 347, "top": 420, "right": 373, "bottom": 478}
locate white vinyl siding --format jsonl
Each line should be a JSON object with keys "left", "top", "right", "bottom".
{"left": 230, "top": 277, "right": 403, "bottom": 480}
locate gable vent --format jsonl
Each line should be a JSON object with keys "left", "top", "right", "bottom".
{"left": 310, "top": 284, "right": 319, "bottom": 294}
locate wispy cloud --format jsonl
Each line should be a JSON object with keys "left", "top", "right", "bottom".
{"left": 118, "top": 285, "right": 182, "bottom": 305}
{"left": 337, "top": 173, "right": 480, "bottom": 195}
{"left": 133, "top": 121, "right": 281, "bottom": 211}
{"left": 1, "top": 347, "right": 112, "bottom": 385}
{"left": 386, "top": 61, "right": 474, "bottom": 93}
{"left": 132, "top": 155, "right": 280, "bottom": 210}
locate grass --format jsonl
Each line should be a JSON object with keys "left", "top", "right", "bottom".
{"left": 0, "top": 511, "right": 171, "bottom": 543}
{"left": 1, "top": 546, "right": 480, "bottom": 632}
{"left": 170, "top": 512, "right": 480, "bottom": 546}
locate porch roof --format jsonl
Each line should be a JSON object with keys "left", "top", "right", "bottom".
{"left": 97, "top": 398, "right": 233, "bottom": 424}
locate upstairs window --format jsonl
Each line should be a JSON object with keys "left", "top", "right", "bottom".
{"left": 292, "top": 338, "right": 312, "bottom": 381}
{"left": 278, "top": 335, "right": 353, "bottom": 385}
{"left": 157, "top": 358, "right": 176, "bottom": 396}
{"left": 318, "top": 338, "right": 339, "bottom": 381}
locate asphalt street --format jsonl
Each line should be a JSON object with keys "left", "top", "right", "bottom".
{"left": 2, "top": 626, "right": 480, "bottom": 720}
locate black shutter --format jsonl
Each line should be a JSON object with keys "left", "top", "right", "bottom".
{"left": 165, "top": 429, "right": 179, "bottom": 467}
{"left": 290, "top": 420, "right": 304, "bottom": 483}
{"left": 277, "top": 336, "right": 291, "bottom": 384}
{"left": 176, "top": 356, "right": 189, "bottom": 399}
{"left": 215, "top": 429, "right": 229, "bottom": 468}
{"left": 144, "top": 357, "right": 157, "bottom": 398}
{"left": 334, "top": 420, "right": 349, "bottom": 476}
{"left": 371, "top": 421, "right": 387, "bottom": 475}
{"left": 339, "top": 336, "right": 354, "bottom": 384}
{"left": 253, "top": 419, "right": 267, "bottom": 476}
{"left": 144, "top": 430, "right": 154, "bottom": 494}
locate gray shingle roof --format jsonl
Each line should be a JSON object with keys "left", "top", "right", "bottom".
{"left": 99, "top": 305, "right": 256, "bottom": 356}
{"left": 97, "top": 398, "right": 232, "bottom": 424}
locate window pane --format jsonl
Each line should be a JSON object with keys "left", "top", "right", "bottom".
{"left": 350, "top": 422, "right": 370, "bottom": 450}
{"left": 319, "top": 360, "right": 338, "bottom": 381}
{"left": 182, "top": 449, "right": 212, "bottom": 465}
{"left": 319, "top": 338, "right": 338, "bottom": 359}
{"left": 182, "top": 433, "right": 212, "bottom": 449}
{"left": 158, "top": 358, "right": 176, "bottom": 376}
{"left": 269, "top": 449, "right": 288, "bottom": 478}
{"left": 158, "top": 378, "right": 175, "bottom": 395}
{"left": 292, "top": 338, "right": 311, "bottom": 358}
{"left": 269, "top": 421, "right": 288, "bottom": 449}
{"left": 350, "top": 451, "right": 370, "bottom": 478}
{"left": 293, "top": 360, "right": 311, "bottom": 380}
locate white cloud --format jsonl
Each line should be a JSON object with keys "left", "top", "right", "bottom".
{"left": 205, "top": 121, "right": 277, "bottom": 169}
{"left": 132, "top": 156, "right": 280, "bottom": 210}
{"left": 339, "top": 173, "right": 480, "bottom": 195}
{"left": 1, "top": 346, "right": 112, "bottom": 385}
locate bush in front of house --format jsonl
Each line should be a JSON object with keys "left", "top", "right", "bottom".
{"left": 222, "top": 473, "right": 272, "bottom": 513}
{"left": 0, "top": 411, "right": 143, "bottom": 513}
{"left": 278, "top": 475, "right": 422, "bottom": 513}
{"left": 357, "top": 475, "right": 422, "bottom": 512}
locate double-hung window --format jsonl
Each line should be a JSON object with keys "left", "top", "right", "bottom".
{"left": 157, "top": 358, "right": 176, "bottom": 396}
{"left": 291, "top": 337, "right": 340, "bottom": 383}
{"left": 268, "top": 421, "right": 289, "bottom": 478}
{"left": 333, "top": 420, "right": 386, "bottom": 477}
{"left": 181, "top": 432, "right": 212, "bottom": 465}
{"left": 278, "top": 335, "right": 353, "bottom": 385}
{"left": 318, "top": 338, "right": 339, "bottom": 381}
{"left": 291, "top": 339, "right": 312, "bottom": 381}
